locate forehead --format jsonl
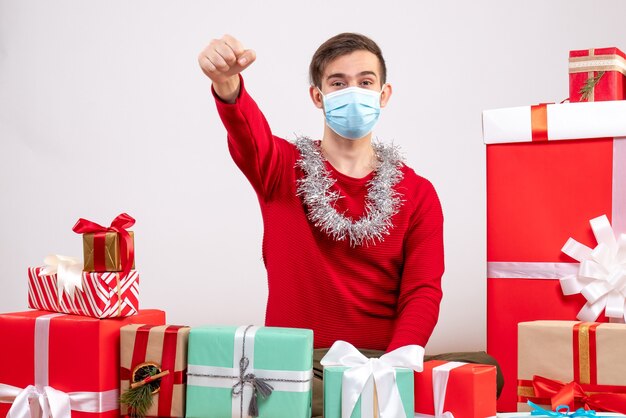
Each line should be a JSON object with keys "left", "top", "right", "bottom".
{"left": 323, "top": 50, "right": 381, "bottom": 78}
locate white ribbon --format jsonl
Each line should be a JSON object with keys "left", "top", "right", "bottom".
{"left": 38, "top": 255, "right": 84, "bottom": 300}
{"left": 320, "top": 340, "right": 424, "bottom": 418}
{"left": 0, "top": 313, "right": 119, "bottom": 418}
{"left": 560, "top": 214, "right": 626, "bottom": 323}
{"left": 413, "top": 362, "right": 466, "bottom": 418}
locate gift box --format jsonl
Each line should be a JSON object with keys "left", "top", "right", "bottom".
{"left": 120, "top": 324, "right": 190, "bottom": 417}
{"left": 324, "top": 367, "right": 412, "bottom": 418}
{"left": 414, "top": 360, "right": 497, "bottom": 418}
{"left": 321, "top": 341, "right": 422, "bottom": 418}
{"left": 28, "top": 266, "right": 139, "bottom": 318}
{"left": 73, "top": 213, "right": 136, "bottom": 273}
{"left": 0, "top": 309, "right": 166, "bottom": 418}
{"left": 482, "top": 100, "right": 626, "bottom": 411}
{"left": 186, "top": 325, "right": 313, "bottom": 418}
{"left": 517, "top": 321, "right": 626, "bottom": 414}
{"left": 569, "top": 47, "right": 626, "bottom": 102}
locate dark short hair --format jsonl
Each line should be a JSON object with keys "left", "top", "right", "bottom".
{"left": 309, "top": 33, "right": 387, "bottom": 88}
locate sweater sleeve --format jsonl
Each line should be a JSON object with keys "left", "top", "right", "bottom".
{"left": 212, "top": 76, "right": 285, "bottom": 200}
{"left": 387, "top": 179, "right": 444, "bottom": 351}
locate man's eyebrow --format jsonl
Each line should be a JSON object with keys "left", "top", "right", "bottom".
{"left": 326, "top": 71, "right": 379, "bottom": 80}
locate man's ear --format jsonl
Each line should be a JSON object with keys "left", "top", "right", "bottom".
{"left": 309, "top": 85, "right": 324, "bottom": 109}
{"left": 380, "top": 83, "right": 392, "bottom": 108}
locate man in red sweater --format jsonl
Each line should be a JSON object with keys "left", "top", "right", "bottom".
{"left": 199, "top": 33, "right": 501, "bottom": 415}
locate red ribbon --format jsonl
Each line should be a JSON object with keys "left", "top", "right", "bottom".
{"left": 72, "top": 213, "right": 135, "bottom": 281}
{"left": 532, "top": 375, "right": 626, "bottom": 413}
{"left": 531, "top": 104, "right": 549, "bottom": 142}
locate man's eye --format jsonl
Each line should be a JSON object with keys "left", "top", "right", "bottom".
{"left": 331, "top": 81, "right": 344, "bottom": 87}
{"left": 361, "top": 80, "right": 373, "bottom": 86}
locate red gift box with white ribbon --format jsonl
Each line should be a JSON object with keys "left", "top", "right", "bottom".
{"left": 0, "top": 309, "right": 165, "bottom": 418}
{"left": 482, "top": 100, "right": 626, "bottom": 411}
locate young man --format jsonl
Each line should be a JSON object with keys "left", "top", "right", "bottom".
{"left": 199, "top": 33, "right": 501, "bottom": 416}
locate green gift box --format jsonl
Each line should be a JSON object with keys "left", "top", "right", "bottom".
{"left": 186, "top": 325, "right": 313, "bottom": 418}
{"left": 323, "top": 366, "right": 414, "bottom": 418}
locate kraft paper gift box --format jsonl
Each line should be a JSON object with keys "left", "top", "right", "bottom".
{"left": 186, "top": 325, "right": 313, "bottom": 418}
{"left": 73, "top": 213, "right": 136, "bottom": 273}
{"left": 120, "top": 324, "right": 190, "bottom": 417}
{"left": 569, "top": 47, "right": 626, "bottom": 102}
{"left": 0, "top": 309, "right": 166, "bottom": 418}
{"left": 517, "top": 321, "right": 626, "bottom": 414}
{"left": 413, "top": 360, "right": 497, "bottom": 418}
{"left": 28, "top": 265, "right": 140, "bottom": 318}
{"left": 482, "top": 100, "right": 626, "bottom": 411}
{"left": 321, "top": 341, "right": 422, "bottom": 418}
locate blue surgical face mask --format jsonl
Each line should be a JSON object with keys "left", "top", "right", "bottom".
{"left": 319, "top": 86, "right": 384, "bottom": 140}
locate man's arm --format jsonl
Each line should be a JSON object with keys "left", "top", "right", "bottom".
{"left": 198, "top": 35, "right": 287, "bottom": 199}
{"left": 387, "top": 180, "right": 444, "bottom": 351}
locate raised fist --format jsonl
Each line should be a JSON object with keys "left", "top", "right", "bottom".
{"left": 198, "top": 34, "right": 256, "bottom": 85}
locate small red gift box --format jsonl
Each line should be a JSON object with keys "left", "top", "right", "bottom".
{"left": 0, "top": 309, "right": 165, "bottom": 418}
{"left": 414, "top": 360, "right": 497, "bottom": 418}
{"left": 120, "top": 324, "right": 190, "bottom": 417}
{"left": 569, "top": 47, "right": 626, "bottom": 102}
{"left": 28, "top": 266, "right": 139, "bottom": 318}
{"left": 482, "top": 101, "right": 626, "bottom": 411}
{"left": 73, "top": 213, "right": 136, "bottom": 274}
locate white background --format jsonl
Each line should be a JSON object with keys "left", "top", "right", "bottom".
{"left": 1, "top": 0, "right": 625, "bottom": 354}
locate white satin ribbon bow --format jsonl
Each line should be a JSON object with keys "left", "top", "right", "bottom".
{"left": 0, "top": 383, "right": 119, "bottom": 418}
{"left": 561, "top": 214, "right": 626, "bottom": 322}
{"left": 38, "top": 255, "right": 84, "bottom": 300}
{"left": 320, "top": 340, "right": 424, "bottom": 418}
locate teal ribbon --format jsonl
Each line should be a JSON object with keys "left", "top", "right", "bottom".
{"left": 529, "top": 401, "right": 597, "bottom": 417}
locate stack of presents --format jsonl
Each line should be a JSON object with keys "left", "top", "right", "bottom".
{"left": 1, "top": 46, "right": 625, "bottom": 418}
{"left": 484, "top": 47, "right": 626, "bottom": 416}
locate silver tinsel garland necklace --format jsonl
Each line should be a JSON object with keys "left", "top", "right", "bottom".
{"left": 295, "top": 136, "right": 405, "bottom": 247}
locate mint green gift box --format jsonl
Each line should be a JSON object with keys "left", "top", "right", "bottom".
{"left": 323, "top": 366, "right": 414, "bottom": 418}
{"left": 186, "top": 325, "right": 313, "bottom": 418}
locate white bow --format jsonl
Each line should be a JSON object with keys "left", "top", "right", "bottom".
{"left": 561, "top": 215, "right": 626, "bottom": 322}
{"left": 39, "top": 255, "right": 84, "bottom": 300}
{"left": 1, "top": 384, "right": 70, "bottom": 418}
{"left": 0, "top": 383, "right": 119, "bottom": 418}
{"left": 321, "top": 340, "right": 424, "bottom": 418}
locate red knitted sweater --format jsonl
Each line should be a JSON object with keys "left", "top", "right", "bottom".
{"left": 213, "top": 78, "right": 444, "bottom": 351}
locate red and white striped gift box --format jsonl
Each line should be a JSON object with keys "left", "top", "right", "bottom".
{"left": 27, "top": 266, "right": 139, "bottom": 318}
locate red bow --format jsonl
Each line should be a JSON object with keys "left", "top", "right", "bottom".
{"left": 532, "top": 375, "right": 626, "bottom": 414}
{"left": 72, "top": 213, "right": 135, "bottom": 281}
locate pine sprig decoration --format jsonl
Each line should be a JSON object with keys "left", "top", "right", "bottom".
{"left": 120, "top": 383, "right": 155, "bottom": 418}
{"left": 120, "top": 364, "right": 163, "bottom": 418}
{"left": 579, "top": 71, "right": 605, "bottom": 101}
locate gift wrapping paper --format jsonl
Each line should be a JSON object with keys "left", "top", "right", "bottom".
{"left": 0, "top": 309, "right": 166, "bottom": 418}
{"left": 569, "top": 47, "right": 626, "bottom": 102}
{"left": 413, "top": 360, "right": 497, "bottom": 418}
{"left": 82, "top": 231, "right": 136, "bottom": 272}
{"left": 186, "top": 325, "right": 313, "bottom": 418}
{"left": 482, "top": 101, "right": 626, "bottom": 411}
{"left": 517, "top": 321, "right": 626, "bottom": 414}
{"left": 120, "top": 324, "right": 190, "bottom": 417}
{"left": 28, "top": 266, "right": 139, "bottom": 318}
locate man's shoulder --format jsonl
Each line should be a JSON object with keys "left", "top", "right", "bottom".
{"left": 398, "top": 164, "right": 437, "bottom": 196}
